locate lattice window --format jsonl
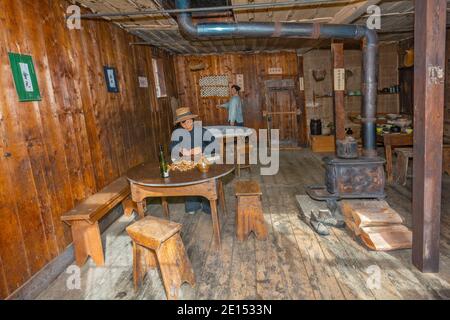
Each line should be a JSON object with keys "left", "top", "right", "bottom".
{"left": 199, "top": 75, "right": 229, "bottom": 97}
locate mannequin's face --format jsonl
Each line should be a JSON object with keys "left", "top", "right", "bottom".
{"left": 231, "top": 87, "right": 238, "bottom": 95}
{"left": 181, "top": 119, "right": 194, "bottom": 131}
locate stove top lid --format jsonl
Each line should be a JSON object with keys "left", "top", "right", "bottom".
{"left": 323, "top": 156, "right": 386, "bottom": 165}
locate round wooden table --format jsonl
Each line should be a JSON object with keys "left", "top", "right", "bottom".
{"left": 126, "top": 163, "right": 235, "bottom": 248}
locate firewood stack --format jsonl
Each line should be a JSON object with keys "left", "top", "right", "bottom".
{"left": 341, "top": 200, "right": 412, "bottom": 251}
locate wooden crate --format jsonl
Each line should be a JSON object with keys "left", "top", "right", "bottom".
{"left": 310, "top": 135, "right": 335, "bottom": 153}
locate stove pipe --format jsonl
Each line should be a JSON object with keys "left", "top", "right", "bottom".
{"left": 175, "top": 0, "right": 379, "bottom": 158}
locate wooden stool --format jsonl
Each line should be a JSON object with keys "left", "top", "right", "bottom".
{"left": 236, "top": 142, "right": 253, "bottom": 177}
{"left": 395, "top": 147, "right": 413, "bottom": 185}
{"left": 126, "top": 216, "right": 195, "bottom": 300}
{"left": 234, "top": 181, "right": 268, "bottom": 241}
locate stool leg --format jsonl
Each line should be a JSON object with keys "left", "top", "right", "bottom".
{"left": 71, "top": 220, "right": 104, "bottom": 267}
{"left": 157, "top": 234, "right": 195, "bottom": 300}
{"left": 236, "top": 197, "right": 247, "bottom": 241}
{"left": 254, "top": 196, "right": 268, "bottom": 241}
{"left": 133, "top": 243, "right": 157, "bottom": 290}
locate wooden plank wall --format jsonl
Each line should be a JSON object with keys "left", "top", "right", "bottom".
{"left": 174, "top": 52, "right": 299, "bottom": 130}
{"left": 303, "top": 43, "right": 400, "bottom": 139}
{"left": 0, "top": 0, "right": 175, "bottom": 298}
{"left": 174, "top": 46, "right": 400, "bottom": 139}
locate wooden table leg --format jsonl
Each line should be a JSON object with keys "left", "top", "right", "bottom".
{"left": 218, "top": 180, "right": 227, "bottom": 217}
{"left": 162, "top": 197, "right": 170, "bottom": 219}
{"left": 385, "top": 144, "right": 393, "bottom": 184}
{"left": 210, "top": 200, "right": 221, "bottom": 248}
{"left": 136, "top": 201, "right": 146, "bottom": 219}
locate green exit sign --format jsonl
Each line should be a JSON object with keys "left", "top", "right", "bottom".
{"left": 8, "top": 52, "right": 41, "bottom": 102}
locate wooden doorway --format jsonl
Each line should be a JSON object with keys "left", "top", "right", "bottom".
{"left": 263, "top": 78, "right": 302, "bottom": 148}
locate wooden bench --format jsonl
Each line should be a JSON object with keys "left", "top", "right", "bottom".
{"left": 126, "top": 216, "right": 195, "bottom": 300}
{"left": 61, "top": 176, "right": 136, "bottom": 267}
{"left": 235, "top": 181, "right": 268, "bottom": 241}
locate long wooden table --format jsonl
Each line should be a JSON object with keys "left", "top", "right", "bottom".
{"left": 126, "top": 163, "right": 235, "bottom": 248}
{"left": 377, "top": 133, "right": 413, "bottom": 183}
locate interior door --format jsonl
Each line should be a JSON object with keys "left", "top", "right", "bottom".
{"left": 264, "top": 79, "right": 300, "bottom": 147}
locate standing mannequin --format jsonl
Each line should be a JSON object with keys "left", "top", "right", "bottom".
{"left": 217, "top": 85, "right": 244, "bottom": 126}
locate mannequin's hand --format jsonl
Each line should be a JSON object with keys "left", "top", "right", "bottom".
{"left": 191, "top": 147, "right": 202, "bottom": 155}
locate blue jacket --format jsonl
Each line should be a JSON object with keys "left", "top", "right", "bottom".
{"left": 219, "top": 95, "right": 244, "bottom": 124}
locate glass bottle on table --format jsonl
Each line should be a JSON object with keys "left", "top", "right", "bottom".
{"left": 159, "top": 144, "right": 169, "bottom": 178}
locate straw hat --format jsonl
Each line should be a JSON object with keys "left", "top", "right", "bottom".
{"left": 173, "top": 107, "right": 198, "bottom": 125}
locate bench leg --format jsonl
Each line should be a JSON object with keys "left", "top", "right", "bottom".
{"left": 71, "top": 221, "right": 104, "bottom": 267}
{"left": 157, "top": 234, "right": 195, "bottom": 300}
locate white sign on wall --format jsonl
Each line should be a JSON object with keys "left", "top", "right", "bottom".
{"left": 299, "top": 76, "right": 304, "bottom": 91}
{"left": 268, "top": 67, "right": 283, "bottom": 75}
{"left": 138, "top": 76, "right": 149, "bottom": 88}
{"left": 19, "top": 62, "right": 34, "bottom": 92}
{"left": 236, "top": 74, "right": 244, "bottom": 91}
{"left": 333, "top": 68, "right": 345, "bottom": 91}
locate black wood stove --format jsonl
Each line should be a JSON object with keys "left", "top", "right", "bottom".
{"left": 307, "top": 133, "right": 386, "bottom": 200}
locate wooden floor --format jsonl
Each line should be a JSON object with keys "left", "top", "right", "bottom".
{"left": 38, "top": 150, "right": 450, "bottom": 300}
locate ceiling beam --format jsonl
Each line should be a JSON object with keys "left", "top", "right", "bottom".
{"left": 77, "top": 0, "right": 361, "bottom": 19}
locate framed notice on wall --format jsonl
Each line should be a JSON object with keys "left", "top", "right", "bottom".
{"left": 8, "top": 53, "right": 41, "bottom": 102}
{"left": 104, "top": 66, "right": 119, "bottom": 93}
{"left": 236, "top": 74, "right": 244, "bottom": 92}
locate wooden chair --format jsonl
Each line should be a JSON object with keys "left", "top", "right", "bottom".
{"left": 380, "top": 133, "right": 413, "bottom": 183}
{"left": 395, "top": 148, "right": 413, "bottom": 185}
{"left": 61, "top": 177, "right": 135, "bottom": 267}
{"left": 126, "top": 216, "right": 195, "bottom": 300}
{"left": 234, "top": 181, "right": 268, "bottom": 241}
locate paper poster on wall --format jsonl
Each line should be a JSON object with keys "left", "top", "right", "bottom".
{"left": 236, "top": 74, "right": 244, "bottom": 91}
{"left": 138, "top": 76, "right": 149, "bottom": 88}
{"left": 104, "top": 66, "right": 119, "bottom": 93}
{"left": 8, "top": 53, "right": 41, "bottom": 102}
{"left": 333, "top": 68, "right": 345, "bottom": 91}
{"left": 299, "top": 76, "right": 304, "bottom": 91}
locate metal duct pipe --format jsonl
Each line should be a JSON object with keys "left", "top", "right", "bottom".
{"left": 175, "top": 0, "right": 379, "bottom": 158}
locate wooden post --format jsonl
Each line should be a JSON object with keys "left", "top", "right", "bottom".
{"left": 412, "top": 0, "right": 447, "bottom": 273}
{"left": 331, "top": 42, "right": 346, "bottom": 141}
{"left": 296, "top": 55, "right": 308, "bottom": 146}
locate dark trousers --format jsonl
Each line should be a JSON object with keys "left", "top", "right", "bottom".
{"left": 185, "top": 197, "right": 211, "bottom": 214}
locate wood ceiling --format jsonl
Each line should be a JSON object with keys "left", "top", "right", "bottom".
{"left": 72, "top": 0, "right": 445, "bottom": 54}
